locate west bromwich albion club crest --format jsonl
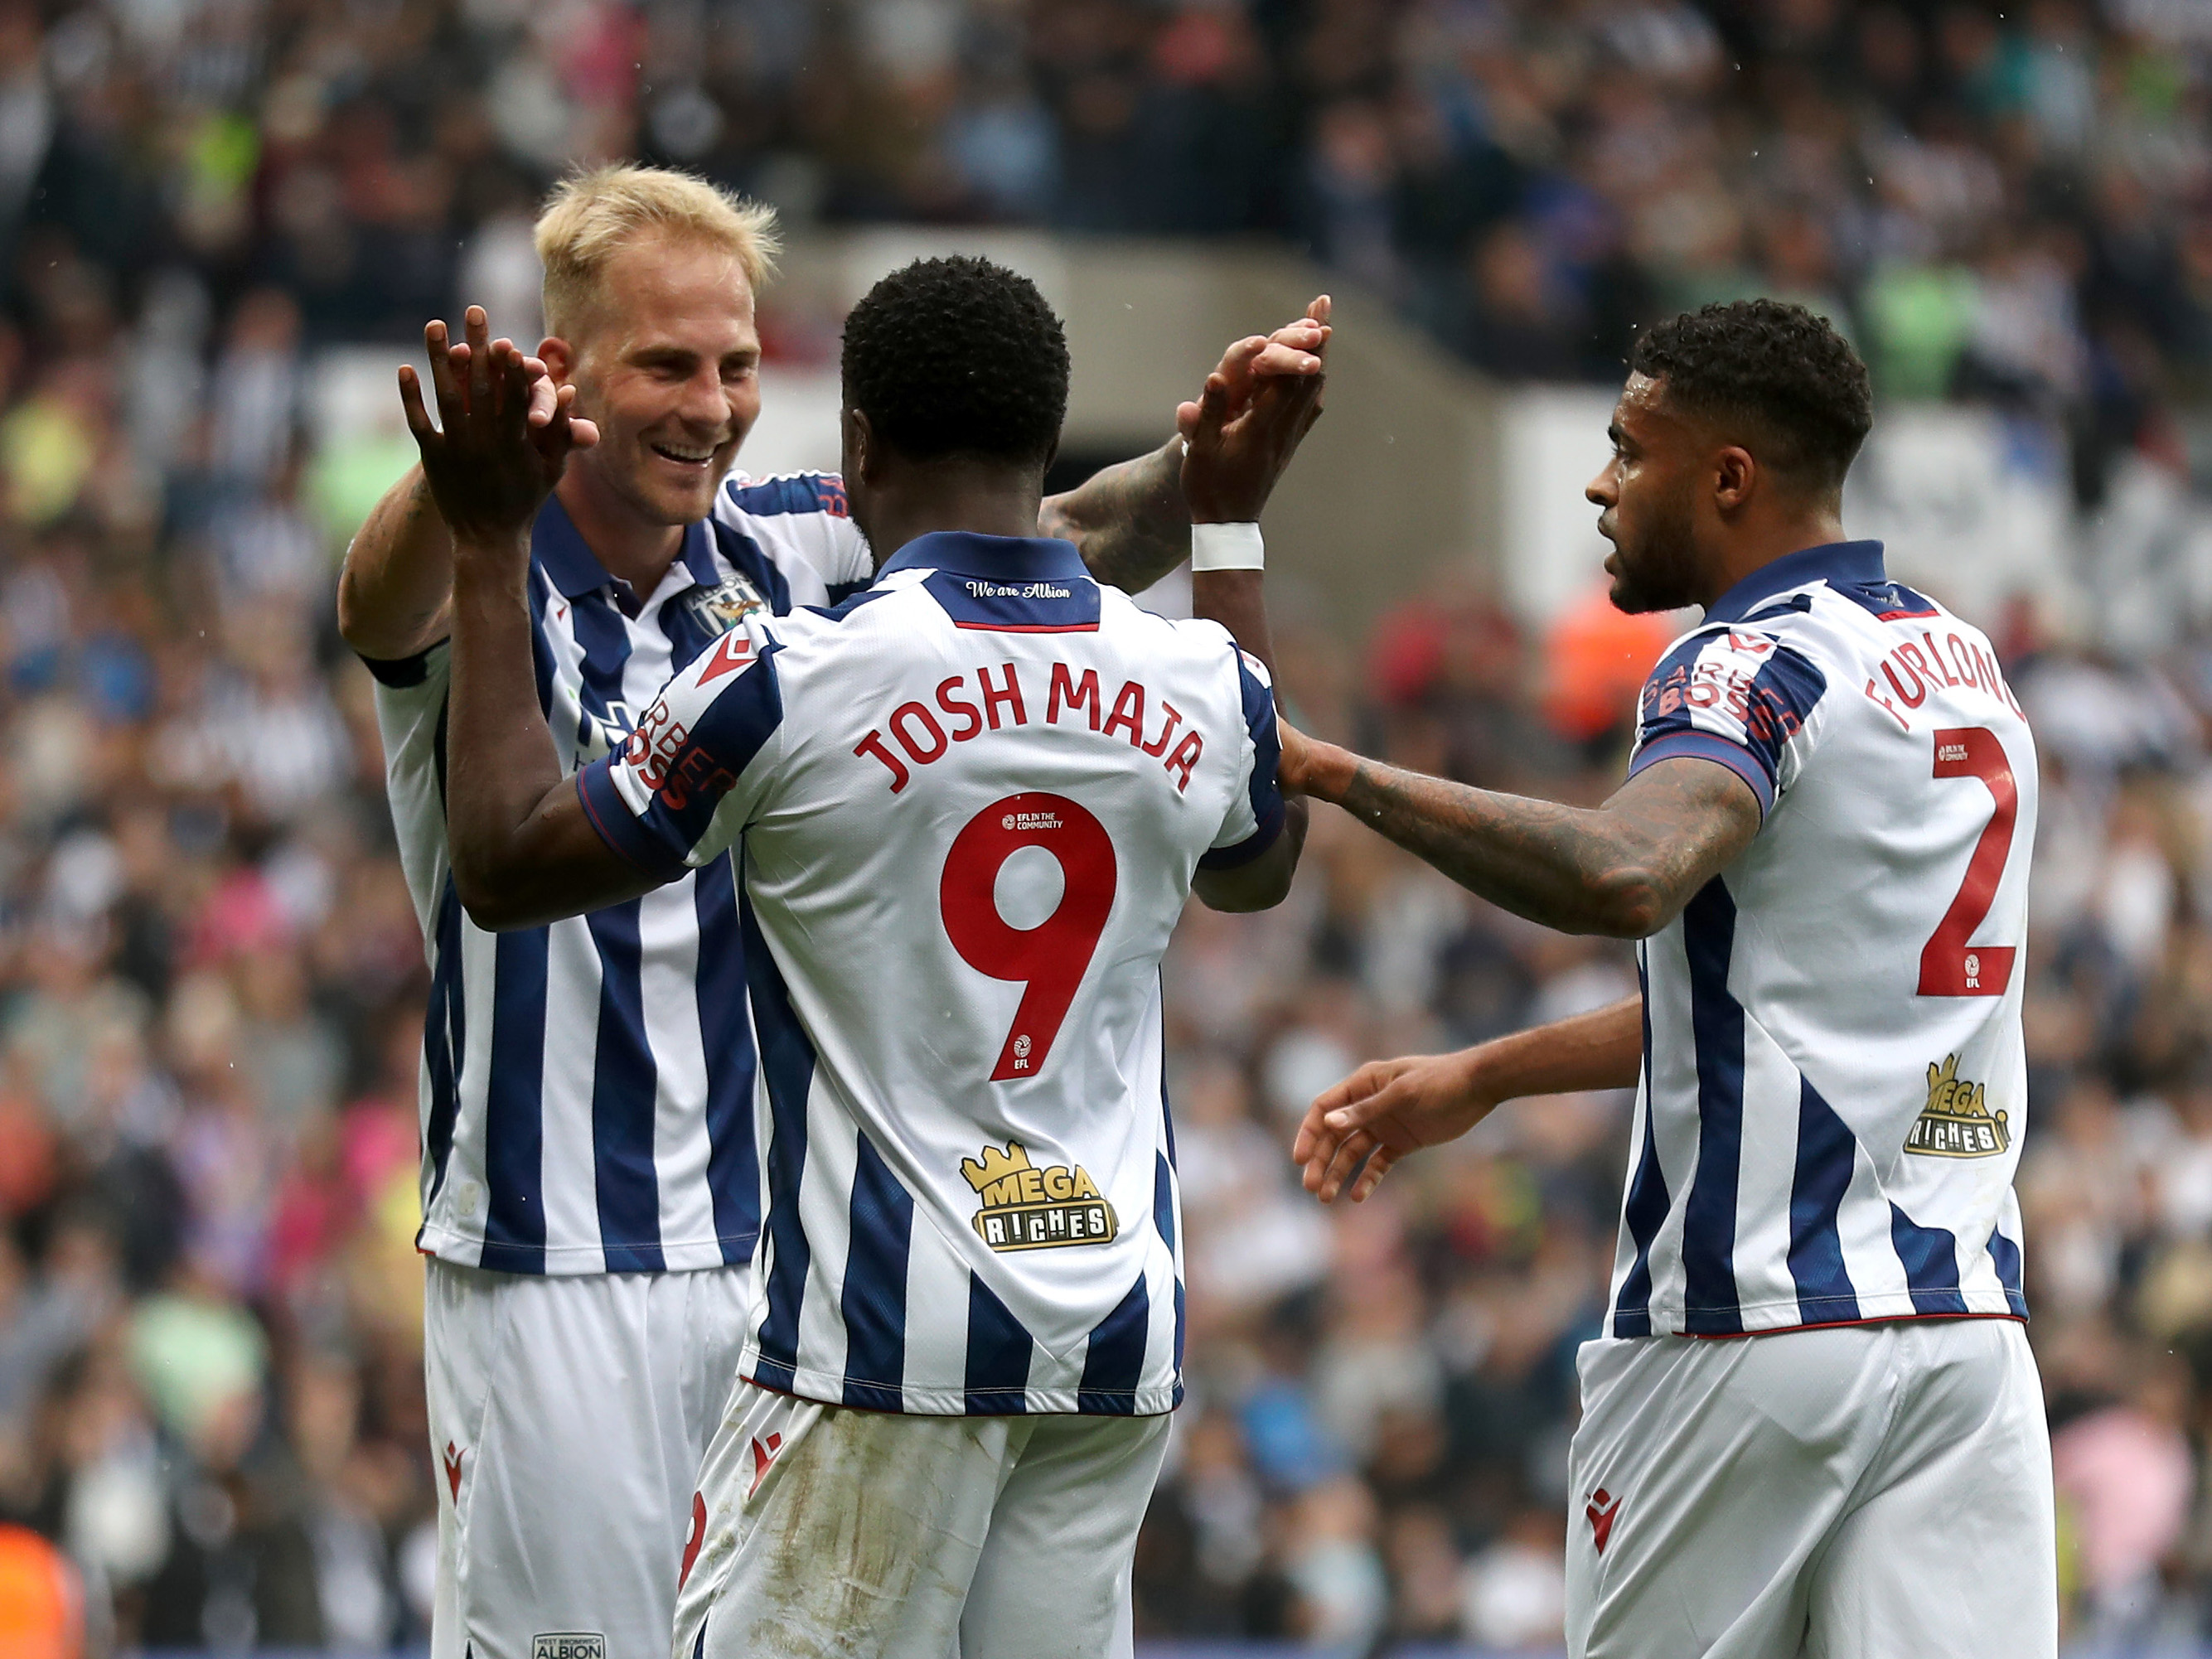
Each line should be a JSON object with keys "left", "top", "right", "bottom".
{"left": 1905, "top": 1053, "right": 2010, "bottom": 1157}
{"left": 685, "top": 572, "right": 770, "bottom": 636}
{"left": 961, "top": 1141, "right": 1117, "bottom": 1251}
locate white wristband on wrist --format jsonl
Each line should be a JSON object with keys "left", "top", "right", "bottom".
{"left": 1190, "top": 521, "right": 1264, "bottom": 573}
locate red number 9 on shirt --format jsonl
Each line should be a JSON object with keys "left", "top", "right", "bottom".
{"left": 941, "top": 793, "right": 1118, "bottom": 1081}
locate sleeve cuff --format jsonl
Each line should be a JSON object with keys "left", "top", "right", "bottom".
{"left": 356, "top": 641, "right": 447, "bottom": 687}
{"left": 576, "top": 761, "right": 690, "bottom": 881}
{"left": 1627, "top": 731, "right": 1776, "bottom": 816}
{"left": 1198, "top": 795, "right": 1287, "bottom": 870}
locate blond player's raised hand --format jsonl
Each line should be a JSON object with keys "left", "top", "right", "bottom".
{"left": 1293, "top": 1050, "right": 1499, "bottom": 1203}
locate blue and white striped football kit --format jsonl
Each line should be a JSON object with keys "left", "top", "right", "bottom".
{"left": 366, "top": 472, "right": 870, "bottom": 1659}
{"left": 573, "top": 532, "right": 1285, "bottom": 1657}
{"left": 1566, "top": 541, "right": 2055, "bottom": 1659}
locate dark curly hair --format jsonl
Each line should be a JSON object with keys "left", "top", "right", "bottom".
{"left": 841, "top": 255, "right": 1069, "bottom": 471}
{"left": 1629, "top": 300, "right": 1873, "bottom": 493}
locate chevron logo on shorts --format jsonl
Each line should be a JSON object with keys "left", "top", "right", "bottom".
{"left": 1585, "top": 1488, "right": 1621, "bottom": 1555}
{"left": 748, "top": 1432, "right": 784, "bottom": 1499}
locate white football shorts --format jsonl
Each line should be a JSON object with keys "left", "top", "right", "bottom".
{"left": 675, "top": 1380, "right": 1171, "bottom": 1659}
{"left": 1566, "top": 1316, "right": 2055, "bottom": 1659}
{"left": 424, "top": 1259, "right": 753, "bottom": 1659}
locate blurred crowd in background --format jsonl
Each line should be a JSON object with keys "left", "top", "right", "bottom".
{"left": 0, "top": 0, "right": 2211, "bottom": 1652}
{"left": 5, "top": 0, "right": 2212, "bottom": 484}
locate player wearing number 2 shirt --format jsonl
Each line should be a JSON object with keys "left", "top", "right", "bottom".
{"left": 1602, "top": 541, "right": 2035, "bottom": 1335}
{"left": 422, "top": 257, "right": 1311, "bottom": 1658}
{"left": 1285, "top": 303, "right": 2054, "bottom": 1659}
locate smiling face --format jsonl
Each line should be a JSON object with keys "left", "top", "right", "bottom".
{"left": 549, "top": 232, "right": 762, "bottom": 528}
{"left": 1585, "top": 372, "right": 1710, "bottom": 615}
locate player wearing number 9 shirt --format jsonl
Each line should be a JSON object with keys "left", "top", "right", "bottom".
{"left": 421, "top": 256, "right": 1309, "bottom": 1658}
{"left": 1285, "top": 302, "right": 2054, "bottom": 1659}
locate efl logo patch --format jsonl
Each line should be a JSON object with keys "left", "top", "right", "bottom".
{"left": 1905, "top": 1054, "right": 2010, "bottom": 1158}
{"left": 961, "top": 1140, "right": 1117, "bottom": 1252}
{"left": 532, "top": 1635, "right": 605, "bottom": 1659}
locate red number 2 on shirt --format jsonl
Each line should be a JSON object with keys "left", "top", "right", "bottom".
{"left": 1919, "top": 727, "right": 2018, "bottom": 997}
{"left": 941, "top": 793, "right": 1119, "bottom": 1080}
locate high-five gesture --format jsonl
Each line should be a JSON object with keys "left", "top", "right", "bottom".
{"left": 1179, "top": 295, "right": 1330, "bottom": 525}
{"left": 398, "top": 307, "right": 595, "bottom": 548}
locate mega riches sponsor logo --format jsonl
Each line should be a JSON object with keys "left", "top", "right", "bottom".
{"left": 533, "top": 1636, "right": 605, "bottom": 1659}
{"left": 1905, "top": 1054, "right": 2010, "bottom": 1158}
{"left": 961, "top": 1140, "right": 1117, "bottom": 1252}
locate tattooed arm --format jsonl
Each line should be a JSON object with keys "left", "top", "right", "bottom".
{"left": 1281, "top": 734, "right": 1761, "bottom": 938}
{"left": 1275, "top": 716, "right": 1753, "bottom": 1205}
{"left": 1039, "top": 439, "right": 1193, "bottom": 594}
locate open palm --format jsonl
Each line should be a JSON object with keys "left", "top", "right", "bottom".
{"left": 1292, "top": 1051, "right": 1498, "bottom": 1204}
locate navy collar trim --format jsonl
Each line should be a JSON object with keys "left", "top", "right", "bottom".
{"left": 876, "top": 532, "right": 1090, "bottom": 583}
{"left": 1706, "top": 539, "right": 1886, "bottom": 624}
{"left": 531, "top": 493, "right": 612, "bottom": 599}
{"left": 676, "top": 520, "right": 721, "bottom": 591}
{"left": 532, "top": 495, "right": 719, "bottom": 602}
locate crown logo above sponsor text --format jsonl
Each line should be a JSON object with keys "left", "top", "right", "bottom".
{"left": 1905, "top": 1053, "right": 2010, "bottom": 1158}
{"left": 961, "top": 1140, "right": 1118, "bottom": 1252}
{"left": 961, "top": 1140, "right": 1031, "bottom": 1192}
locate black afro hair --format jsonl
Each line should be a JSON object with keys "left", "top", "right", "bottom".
{"left": 1629, "top": 300, "right": 1873, "bottom": 492}
{"left": 841, "top": 255, "right": 1070, "bottom": 471}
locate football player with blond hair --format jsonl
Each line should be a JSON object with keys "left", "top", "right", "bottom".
{"left": 340, "top": 163, "right": 1327, "bottom": 1659}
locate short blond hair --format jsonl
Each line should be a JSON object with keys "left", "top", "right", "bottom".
{"left": 535, "top": 164, "right": 780, "bottom": 341}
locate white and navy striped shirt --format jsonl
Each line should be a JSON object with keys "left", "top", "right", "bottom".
{"left": 370, "top": 473, "right": 871, "bottom": 1275}
{"left": 577, "top": 533, "right": 1285, "bottom": 1414}
{"left": 1611, "top": 540, "right": 2037, "bottom": 1337}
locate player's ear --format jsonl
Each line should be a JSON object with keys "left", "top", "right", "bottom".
{"left": 539, "top": 336, "right": 574, "bottom": 385}
{"left": 844, "top": 408, "right": 883, "bottom": 486}
{"left": 1712, "top": 445, "right": 1756, "bottom": 514}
